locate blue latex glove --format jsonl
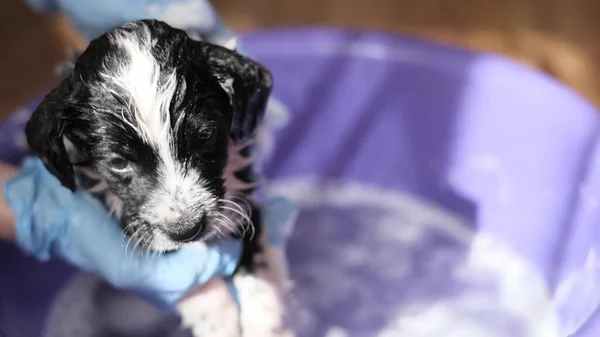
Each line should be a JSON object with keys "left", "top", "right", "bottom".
{"left": 3, "top": 156, "right": 296, "bottom": 310}
{"left": 24, "top": 0, "right": 235, "bottom": 43}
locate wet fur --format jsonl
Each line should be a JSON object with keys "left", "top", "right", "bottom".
{"left": 26, "top": 19, "right": 293, "bottom": 337}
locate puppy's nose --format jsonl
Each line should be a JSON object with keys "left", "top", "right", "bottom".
{"left": 166, "top": 225, "right": 203, "bottom": 242}
{"left": 163, "top": 215, "right": 206, "bottom": 242}
{"left": 164, "top": 207, "right": 182, "bottom": 224}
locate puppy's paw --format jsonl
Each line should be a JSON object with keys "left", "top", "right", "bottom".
{"left": 234, "top": 273, "right": 296, "bottom": 337}
{"left": 177, "top": 278, "right": 241, "bottom": 337}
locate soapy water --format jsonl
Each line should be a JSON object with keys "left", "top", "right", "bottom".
{"left": 269, "top": 178, "right": 562, "bottom": 337}
{"left": 41, "top": 177, "right": 564, "bottom": 337}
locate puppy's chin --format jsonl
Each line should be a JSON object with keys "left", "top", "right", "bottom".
{"left": 143, "top": 229, "right": 185, "bottom": 254}
{"left": 123, "top": 222, "right": 182, "bottom": 254}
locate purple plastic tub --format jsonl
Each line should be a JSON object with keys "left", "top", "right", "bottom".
{"left": 1, "top": 28, "right": 600, "bottom": 337}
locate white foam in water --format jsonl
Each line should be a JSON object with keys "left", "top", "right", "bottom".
{"left": 379, "top": 233, "right": 560, "bottom": 337}
{"left": 554, "top": 247, "right": 600, "bottom": 335}
{"left": 269, "top": 178, "right": 562, "bottom": 337}
{"left": 43, "top": 177, "right": 564, "bottom": 336}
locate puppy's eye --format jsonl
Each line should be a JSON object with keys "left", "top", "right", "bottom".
{"left": 203, "top": 127, "right": 218, "bottom": 147}
{"left": 107, "top": 157, "right": 130, "bottom": 172}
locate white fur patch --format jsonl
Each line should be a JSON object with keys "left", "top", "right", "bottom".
{"left": 235, "top": 273, "right": 294, "bottom": 337}
{"left": 235, "top": 213, "right": 295, "bottom": 337}
{"left": 178, "top": 278, "right": 241, "bottom": 337}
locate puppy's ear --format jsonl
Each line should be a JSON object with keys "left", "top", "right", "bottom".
{"left": 25, "top": 78, "right": 78, "bottom": 191}
{"left": 189, "top": 40, "right": 273, "bottom": 142}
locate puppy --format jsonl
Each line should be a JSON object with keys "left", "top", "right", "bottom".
{"left": 26, "top": 19, "right": 293, "bottom": 337}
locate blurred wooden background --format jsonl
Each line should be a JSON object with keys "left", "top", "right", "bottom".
{"left": 1, "top": 0, "right": 599, "bottom": 119}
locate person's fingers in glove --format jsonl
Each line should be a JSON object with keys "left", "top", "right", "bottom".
{"left": 4, "top": 156, "right": 241, "bottom": 309}
{"left": 23, "top": 0, "right": 233, "bottom": 42}
{"left": 262, "top": 195, "right": 298, "bottom": 247}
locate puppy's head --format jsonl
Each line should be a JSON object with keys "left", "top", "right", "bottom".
{"left": 25, "top": 20, "right": 272, "bottom": 252}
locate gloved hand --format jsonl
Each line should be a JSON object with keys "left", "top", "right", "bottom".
{"left": 3, "top": 156, "right": 297, "bottom": 310}
{"left": 24, "top": 0, "right": 235, "bottom": 43}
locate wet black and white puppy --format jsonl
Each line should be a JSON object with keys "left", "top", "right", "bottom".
{"left": 27, "top": 19, "right": 268, "bottom": 250}
{"left": 26, "top": 19, "right": 291, "bottom": 337}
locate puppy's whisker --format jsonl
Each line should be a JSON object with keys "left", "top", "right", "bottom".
{"left": 144, "top": 237, "right": 153, "bottom": 259}
{"left": 124, "top": 227, "right": 140, "bottom": 256}
{"left": 220, "top": 204, "right": 255, "bottom": 240}
{"left": 203, "top": 229, "right": 221, "bottom": 242}
{"left": 127, "top": 227, "right": 144, "bottom": 259}
{"left": 215, "top": 215, "right": 239, "bottom": 236}
{"left": 121, "top": 223, "right": 135, "bottom": 238}
{"left": 217, "top": 209, "right": 238, "bottom": 226}
{"left": 221, "top": 198, "right": 251, "bottom": 217}
{"left": 214, "top": 214, "right": 234, "bottom": 232}
{"left": 217, "top": 211, "right": 243, "bottom": 236}
{"left": 211, "top": 220, "right": 228, "bottom": 239}
{"left": 132, "top": 230, "right": 145, "bottom": 261}
{"left": 225, "top": 195, "right": 250, "bottom": 208}
{"left": 219, "top": 214, "right": 243, "bottom": 237}
{"left": 228, "top": 196, "right": 252, "bottom": 217}
{"left": 219, "top": 205, "right": 251, "bottom": 226}
{"left": 135, "top": 233, "right": 145, "bottom": 264}
{"left": 134, "top": 233, "right": 148, "bottom": 268}
{"left": 216, "top": 216, "right": 242, "bottom": 238}
{"left": 231, "top": 213, "right": 254, "bottom": 239}
{"left": 139, "top": 234, "right": 149, "bottom": 259}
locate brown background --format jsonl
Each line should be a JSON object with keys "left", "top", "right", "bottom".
{"left": 1, "top": 0, "right": 599, "bottom": 119}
